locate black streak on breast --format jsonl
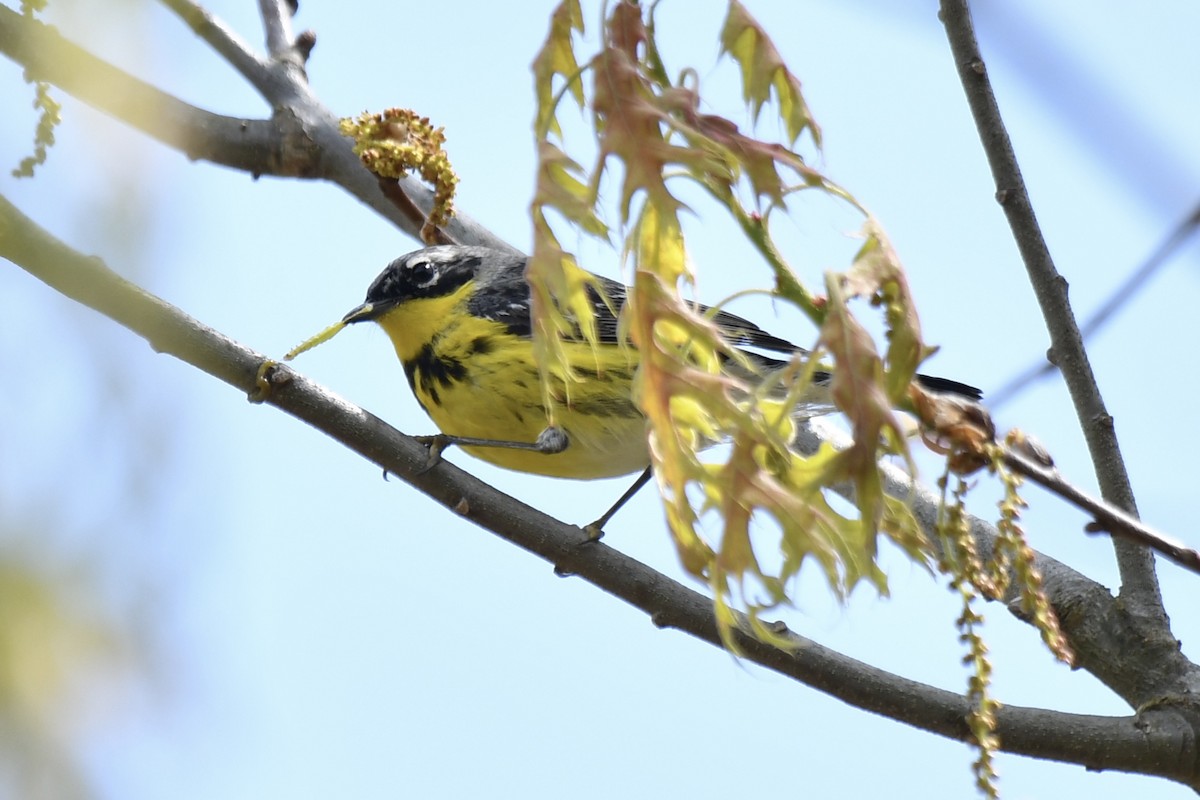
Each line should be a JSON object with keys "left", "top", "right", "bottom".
{"left": 404, "top": 343, "right": 468, "bottom": 407}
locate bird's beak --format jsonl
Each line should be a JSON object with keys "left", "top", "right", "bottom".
{"left": 342, "top": 302, "right": 385, "bottom": 325}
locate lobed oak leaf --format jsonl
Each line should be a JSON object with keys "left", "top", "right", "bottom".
{"left": 533, "top": 141, "right": 608, "bottom": 238}
{"left": 844, "top": 222, "right": 932, "bottom": 402}
{"left": 718, "top": 0, "right": 821, "bottom": 147}
{"left": 532, "top": 0, "right": 586, "bottom": 138}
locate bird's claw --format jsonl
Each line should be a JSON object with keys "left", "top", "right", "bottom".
{"left": 414, "top": 433, "right": 453, "bottom": 473}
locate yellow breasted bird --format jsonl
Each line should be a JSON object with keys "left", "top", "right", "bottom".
{"left": 339, "top": 245, "right": 980, "bottom": 523}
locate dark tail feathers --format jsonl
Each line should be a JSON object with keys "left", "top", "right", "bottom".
{"left": 914, "top": 374, "right": 982, "bottom": 400}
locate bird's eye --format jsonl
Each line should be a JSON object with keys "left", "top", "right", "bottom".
{"left": 409, "top": 258, "right": 438, "bottom": 289}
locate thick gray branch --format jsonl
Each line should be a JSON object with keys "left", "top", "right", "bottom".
{"left": 2, "top": 193, "right": 1199, "bottom": 787}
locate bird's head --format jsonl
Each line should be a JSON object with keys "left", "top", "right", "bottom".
{"left": 342, "top": 246, "right": 490, "bottom": 325}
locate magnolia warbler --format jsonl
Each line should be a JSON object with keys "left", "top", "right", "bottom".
{"left": 340, "top": 245, "right": 980, "bottom": 524}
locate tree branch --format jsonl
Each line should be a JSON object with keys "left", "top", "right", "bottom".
{"left": 256, "top": 0, "right": 298, "bottom": 63}
{"left": 938, "top": 0, "right": 1166, "bottom": 617}
{"left": 3, "top": 193, "right": 1199, "bottom": 787}
{"left": 0, "top": 3, "right": 279, "bottom": 172}
{"left": 157, "top": 0, "right": 272, "bottom": 95}
{"left": 796, "top": 419, "right": 1198, "bottom": 711}
{"left": 1003, "top": 449, "right": 1200, "bottom": 576}
{"left": 6, "top": 2, "right": 1199, "bottom": 786}
{"left": 0, "top": 3, "right": 518, "bottom": 253}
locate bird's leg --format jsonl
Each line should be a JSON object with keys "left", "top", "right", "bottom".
{"left": 414, "top": 426, "right": 570, "bottom": 472}
{"left": 583, "top": 466, "right": 653, "bottom": 540}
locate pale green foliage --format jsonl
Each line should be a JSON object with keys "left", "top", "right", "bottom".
{"left": 529, "top": 0, "right": 937, "bottom": 617}
{"left": 525, "top": 3, "right": 1067, "bottom": 794}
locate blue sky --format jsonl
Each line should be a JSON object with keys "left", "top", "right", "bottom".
{"left": 3, "top": 1, "right": 1199, "bottom": 798}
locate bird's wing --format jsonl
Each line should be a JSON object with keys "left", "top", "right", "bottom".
{"left": 466, "top": 255, "right": 540, "bottom": 337}
{"left": 472, "top": 258, "right": 805, "bottom": 356}
{"left": 589, "top": 273, "right": 805, "bottom": 357}
{"left": 458, "top": 253, "right": 980, "bottom": 400}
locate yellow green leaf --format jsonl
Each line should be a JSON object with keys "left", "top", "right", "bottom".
{"left": 718, "top": 0, "right": 821, "bottom": 147}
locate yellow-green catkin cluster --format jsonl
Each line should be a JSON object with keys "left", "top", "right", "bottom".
{"left": 339, "top": 109, "right": 458, "bottom": 242}
{"left": 12, "top": 1, "right": 60, "bottom": 178}
{"left": 934, "top": 436, "right": 1077, "bottom": 798}
{"left": 992, "top": 435, "right": 1073, "bottom": 664}
{"left": 937, "top": 472, "right": 1000, "bottom": 799}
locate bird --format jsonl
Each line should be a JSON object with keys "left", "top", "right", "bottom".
{"left": 340, "top": 245, "right": 981, "bottom": 526}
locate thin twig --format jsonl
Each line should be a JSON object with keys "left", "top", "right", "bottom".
{"left": 157, "top": 0, "right": 271, "bottom": 95}
{"left": 257, "top": 0, "right": 296, "bottom": 62}
{"left": 991, "top": 200, "right": 1200, "bottom": 407}
{"left": 3, "top": 194, "right": 1198, "bottom": 786}
{"left": 1002, "top": 449, "right": 1200, "bottom": 576}
{"left": 939, "top": 0, "right": 1165, "bottom": 613}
